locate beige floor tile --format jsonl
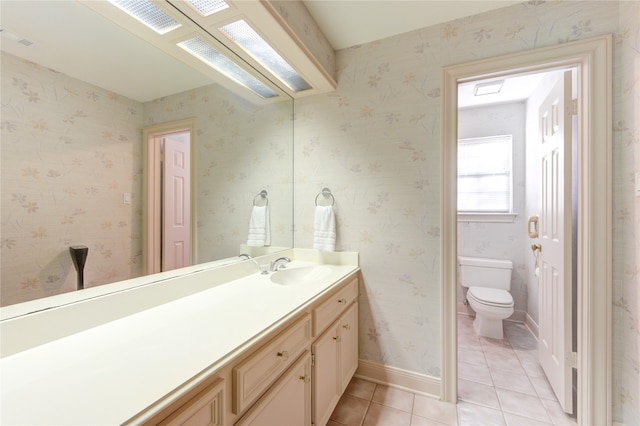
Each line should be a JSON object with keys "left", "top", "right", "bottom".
{"left": 346, "top": 377, "right": 377, "bottom": 401}
{"left": 458, "top": 346, "right": 486, "bottom": 366}
{"left": 457, "top": 401, "right": 506, "bottom": 426}
{"left": 458, "top": 360, "right": 493, "bottom": 385}
{"left": 458, "top": 378, "right": 500, "bottom": 409}
{"left": 485, "top": 351, "right": 527, "bottom": 375}
{"left": 372, "top": 384, "right": 415, "bottom": 413}
{"left": 410, "top": 414, "right": 451, "bottom": 426}
{"left": 529, "top": 374, "right": 558, "bottom": 400}
{"left": 412, "top": 394, "right": 457, "bottom": 425}
{"left": 496, "top": 388, "right": 552, "bottom": 423}
{"left": 363, "top": 402, "right": 412, "bottom": 426}
{"left": 504, "top": 412, "right": 553, "bottom": 426}
{"left": 330, "top": 394, "right": 370, "bottom": 426}
{"left": 540, "top": 398, "right": 578, "bottom": 426}
{"left": 490, "top": 367, "right": 537, "bottom": 396}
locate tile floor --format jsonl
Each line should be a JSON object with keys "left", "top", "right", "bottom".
{"left": 328, "top": 315, "right": 578, "bottom": 426}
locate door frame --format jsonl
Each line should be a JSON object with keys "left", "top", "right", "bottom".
{"left": 142, "top": 118, "right": 198, "bottom": 275}
{"left": 440, "top": 34, "right": 612, "bottom": 425}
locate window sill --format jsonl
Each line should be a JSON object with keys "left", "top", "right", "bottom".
{"left": 457, "top": 213, "right": 518, "bottom": 223}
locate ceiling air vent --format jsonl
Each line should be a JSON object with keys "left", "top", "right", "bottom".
{"left": 0, "top": 29, "right": 35, "bottom": 47}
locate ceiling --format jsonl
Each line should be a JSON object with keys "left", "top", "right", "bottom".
{"left": 303, "top": 0, "right": 521, "bottom": 50}
{"left": 0, "top": 0, "right": 528, "bottom": 104}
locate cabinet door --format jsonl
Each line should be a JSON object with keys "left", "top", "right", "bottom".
{"left": 339, "top": 302, "right": 359, "bottom": 393}
{"left": 236, "top": 352, "right": 312, "bottom": 426}
{"left": 312, "top": 321, "right": 340, "bottom": 426}
{"left": 160, "top": 379, "right": 224, "bottom": 426}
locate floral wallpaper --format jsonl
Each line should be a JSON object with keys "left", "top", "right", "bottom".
{"left": 1, "top": 52, "right": 144, "bottom": 305}
{"left": 143, "top": 87, "right": 294, "bottom": 263}
{"left": 293, "top": 1, "right": 639, "bottom": 423}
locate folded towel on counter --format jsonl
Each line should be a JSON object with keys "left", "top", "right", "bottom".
{"left": 247, "top": 205, "right": 271, "bottom": 247}
{"left": 313, "top": 205, "right": 336, "bottom": 251}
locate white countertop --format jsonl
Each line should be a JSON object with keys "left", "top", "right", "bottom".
{"left": 0, "top": 258, "right": 358, "bottom": 425}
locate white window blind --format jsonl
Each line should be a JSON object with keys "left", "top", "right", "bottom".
{"left": 458, "top": 135, "right": 513, "bottom": 213}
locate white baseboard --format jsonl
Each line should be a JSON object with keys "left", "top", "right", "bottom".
{"left": 355, "top": 359, "right": 441, "bottom": 399}
{"left": 524, "top": 312, "right": 539, "bottom": 339}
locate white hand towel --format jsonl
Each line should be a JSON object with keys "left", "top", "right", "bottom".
{"left": 247, "top": 205, "right": 271, "bottom": 247}
{"left": 313, "top": 205, "right": 336, "bottom": 251}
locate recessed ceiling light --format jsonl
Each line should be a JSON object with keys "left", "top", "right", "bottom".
{"left": 186, "top": 0, "right": 229, "bottom": 17}
{"left": 474, "top": 80, "right": 504, "bottom": 96}
{"left": 220, "top": 20, "right": 311, "bottom": 92}
{"left": 108, "top": 0, "right": 181, "bottom": 35}
{"left": 177, "top": 36, "right": 279, "bottom": 99}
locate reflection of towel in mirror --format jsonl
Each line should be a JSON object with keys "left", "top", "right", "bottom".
{"left": 247, "top": 205, "right": 271, "bottom": 247}
{"left": 313, "top": 205, "right": 336, "bottom": 251}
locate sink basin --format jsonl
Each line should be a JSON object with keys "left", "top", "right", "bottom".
{"left": 270, "top": 265, "right": 333, "bottom": 285}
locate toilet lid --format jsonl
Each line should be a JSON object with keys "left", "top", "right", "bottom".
{"left": 468, "top": 287, "right": 514, "bottom": 307}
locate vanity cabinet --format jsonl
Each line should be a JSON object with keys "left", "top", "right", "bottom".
{"left": 160, "top": 379, "right": 225, "bottom": 426}
{"left": 312, "top": 301, "right": 358, "bottom": 426}
{"left": 153, "top": 272, "right": 359, "bottom": 426}
{"left": 235, "top": 352, "right": 312, "bottom": 426}
{"left": 233, "top": 315, "right": 311, "bottom": 414}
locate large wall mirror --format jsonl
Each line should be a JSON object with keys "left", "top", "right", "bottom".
{"left": 0, "top": 0, "right": 294, "bottom": 308}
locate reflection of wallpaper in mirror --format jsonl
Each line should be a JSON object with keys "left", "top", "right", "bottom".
{"left": 1, "top": 51, "right": 293, "bottom": 307}
{"left": 144, "top": 81, "right": 293, "bottom": 264}
{"left": 1, "top": 52, "right": 144, "bottom": 306}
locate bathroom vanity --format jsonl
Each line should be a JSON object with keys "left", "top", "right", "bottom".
{"left": 0, "top": 249, "right": 359, "bottom": 425}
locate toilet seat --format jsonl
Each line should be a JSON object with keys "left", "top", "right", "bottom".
{"left": 467, "top": 286, "right": 514, "bottom": 308}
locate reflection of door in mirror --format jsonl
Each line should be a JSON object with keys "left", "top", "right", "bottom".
{"left": 143, "top": 119, "right": 196, "bottom": 275}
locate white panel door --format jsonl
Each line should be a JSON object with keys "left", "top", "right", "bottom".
{"left": 162, "top": 135, "right": 191, "bottom": 271}
{"left": 538, "top": 70, "right": 573, "bottom": 414}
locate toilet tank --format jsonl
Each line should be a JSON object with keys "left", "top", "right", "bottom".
{"left": 458, "top": 256, "right": 513, "bottom": 290}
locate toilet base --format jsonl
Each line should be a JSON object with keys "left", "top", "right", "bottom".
{"left": 473, "top": 315, "right": 505, "bottom": 339}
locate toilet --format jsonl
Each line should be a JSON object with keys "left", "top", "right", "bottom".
{"left": 459, "top": 256, "right": 514, "bottom": 339}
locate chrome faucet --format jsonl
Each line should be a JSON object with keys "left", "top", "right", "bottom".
{"left": 270, "top": 257, "right": 291, "bottom": 271}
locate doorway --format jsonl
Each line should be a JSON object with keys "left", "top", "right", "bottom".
{"left": 440, "top": 35, "right": 612, "bottom": 425}
{"left": 455, "top": 68, "right": 577, "bottom": 420}
{"left": 142, "top": 118, "right": 197, "bottom": 274}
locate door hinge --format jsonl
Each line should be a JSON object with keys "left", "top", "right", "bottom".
{"left": 571, "top": 98, "right": 578, "bottom": 116}
{"left": 570, "top": 351, "right": 578, "bottom": 369}
{"left": 311, "top": 354, "right": 315, "bottom": 367}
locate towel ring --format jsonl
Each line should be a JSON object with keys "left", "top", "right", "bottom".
{"left": 315, "top": 187, "right": 335, "bottom": 206}
{"left": 253, "top": 190, "right": 268, "bottom": 206}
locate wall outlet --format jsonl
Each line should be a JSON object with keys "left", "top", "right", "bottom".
{"left": 123, "top": 192, "right": 132, "bottom": 205}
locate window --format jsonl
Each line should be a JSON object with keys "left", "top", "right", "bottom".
{"left": 458, "top": 135, "right": 513, "bottom": 214}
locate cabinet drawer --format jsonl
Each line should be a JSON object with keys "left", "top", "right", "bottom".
{"left": 235, "top": 351, "right": 312, "bottom": 426}
{"left": 313, "top": 278, "right": 358, "bottom": 336}
{"left": 159, "top": 379, "right": 224, "bottom": 426}
{"left": 233, "top": 314, "right": 311, "bottom": 414}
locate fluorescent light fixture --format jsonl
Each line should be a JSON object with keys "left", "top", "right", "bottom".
{"left": 474, "top": 80, "right": 504, "bottom": 96}
{"left": 220, "top": 20, "right": 312, "bottom": 92}
{"left": 186, "top": 0, "right": 229, "bottom": 17}
{"left": 109, "top": 0, "right": 181, "bottom": 34}
{"left": 177, "top": 36, "right": 279, "bottom": 99}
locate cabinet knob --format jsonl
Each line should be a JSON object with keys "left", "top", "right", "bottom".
{"left": 298, "top": 375, "right": 310, "bottom": 383}
{"left": 338, "top": 298, "right": 347, "bottom": 305}
{"left": 342, "top": 323, "right": 351, "bottom": 331}
{"left": 333, "top": 336, "right": 341, "bottom": 342}
{"left": 277, "top": 350, "right": 289, "bottom": 360}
